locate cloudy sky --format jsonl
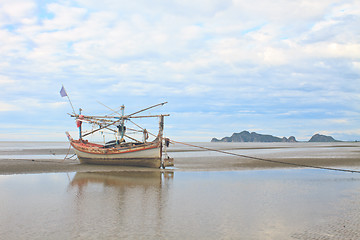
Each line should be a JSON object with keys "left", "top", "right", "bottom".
{"left": 0, "top": 0, "right": 359, "bottom": 142}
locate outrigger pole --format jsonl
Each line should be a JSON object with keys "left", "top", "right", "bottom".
{"left": 127, "top": 102, "right": 168, "bottom": 117}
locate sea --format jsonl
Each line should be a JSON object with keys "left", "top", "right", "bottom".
{"left": 1, "top": 141, "right": 360, "bottom": 239}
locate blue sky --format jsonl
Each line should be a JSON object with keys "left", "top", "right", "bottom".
{"left": 0, "top": 0, "right": 359, "bottom": 142}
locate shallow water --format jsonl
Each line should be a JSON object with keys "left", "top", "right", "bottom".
{"left": 0, "top": 141, "right": 70, "bottom": 151}
{"left": 1, "top": 141, "right": 360, "bottom": 239}
{"left": 0, "top": 141, "right": 70, "bottom": 160}
{"left": 1, "top": 169, "right": 360, "bottom": 239}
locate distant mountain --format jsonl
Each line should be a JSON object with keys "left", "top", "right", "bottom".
{"left": 211, "top": 131, "right": 297, "bottom": 143}
{"left": 308, "top": 133, "right": 339, "bottom": 142}
{"left": 211, "top": 131, "right": 339, "bottom": 142}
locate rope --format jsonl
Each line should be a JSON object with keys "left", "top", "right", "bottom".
{"left": 170, "top": 140, "right": 360, "bottom": 174}
{"left": 63, "top": 143, "right": 77, "bottom": 162}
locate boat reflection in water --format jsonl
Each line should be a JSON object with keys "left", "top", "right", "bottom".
{"left": 70, "top": 170, "right": 174, "bottom": 189}
{"left": 68, "top": 170, "right": 174, "bottom": 239}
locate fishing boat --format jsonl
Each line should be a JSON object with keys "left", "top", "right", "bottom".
{"left": 65, "top": 102, "right": 173, "bottom": 169}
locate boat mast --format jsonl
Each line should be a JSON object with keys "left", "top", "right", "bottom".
{"left": 159, "top": 115, "right": 164, "bottom": 161}
{"left": 79, "top": 108, "right": 82, "bottom": 140}
{"left": 158, "top": 115, "right": 164, "bottom": 140}
{"left": 119, "top": 105, "right": 125, "bottom": 142}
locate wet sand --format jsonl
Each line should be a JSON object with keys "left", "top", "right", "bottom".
{"left": 1, "top": 142, "right": 360, "bottom": 239}
{"left": 0, "top": 142, "right": 360, "bottom": 174}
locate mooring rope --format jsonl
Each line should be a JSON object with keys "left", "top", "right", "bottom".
{"left": 63, "top": 143, "right": 77, "bottom": 161}
{"left": 169, "top": 140, "right": 360, "bottom": 174}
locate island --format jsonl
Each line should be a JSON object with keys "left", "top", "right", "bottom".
{"left": 211, "top": 131, "right": 339, "bottom": 142}
{"left": 308, "top": 133, "right": 339, "bottom": 142}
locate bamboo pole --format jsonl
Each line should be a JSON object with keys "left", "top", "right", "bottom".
{"left": 97, "top": 101, "right": 123, "bottom": 116}
{"left": 128, "top": 119, "right": 157, "bottom": 138}
{"left": 124, "top": 134, "right": 142, "bottom": 143}
{"left": 127, "top": 102, "right": 167, "bottom": 117}
{"left": 82, "top": 119, "right": 121, "bottom": 138}
{"left": 128, "top": 114, "right": 170, "bottom": 119}
{"left": 72, "top": 114, "right": 169, "bottom": 120}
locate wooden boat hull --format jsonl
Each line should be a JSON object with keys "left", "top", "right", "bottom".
{"left": 75, "top": 149, "right": 161, "bottom": 168}
{"left": 69, "top": 137, "right": 162, "bottom": 168}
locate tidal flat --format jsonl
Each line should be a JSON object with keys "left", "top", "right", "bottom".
{"left": 0, "top": 142, "right": 360, "bottom": 239}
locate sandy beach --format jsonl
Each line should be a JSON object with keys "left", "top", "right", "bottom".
{"left": 1, "top": 155, "right": 360, "bottom": 175}
{"left": 1, "top": 142, "right": 359, "bottom": 174}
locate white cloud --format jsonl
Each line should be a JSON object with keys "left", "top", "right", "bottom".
{"left": 0, "top": 98, "right": 67, "bottom": 112}
{"left": 0, "top": 0, "right": 359, "bottom": 141}
{"left": 262, "top": 47, "right": 288, "bottom": 65}
{"left": 327, "top": 119, "right": 349, "bottom": 124}
{"left": 180, "top": 25, "right": 202, "bottom": 41}
{"left": 329, "top": 1, "right": 360, "bottom": 18}
{"left": 0, "top": 101, "right": 19, "bottom": 112}
{"left": 317, "top": 128, "right": 360, "bottom": 138}
{"left": 352, "top": 62, "right": 360, "bottom": 73}
{"left": 42, "top": 3, "right": 87, "bottom": 30}
{"left": 232, "top": 0, "right": 335, "bottom": 23}
{"left": 0, "top": 0, "right": 36, "bottom": 26}
{"left": 0, "top": 75, "right": 15, "bottom": 85}
{"left": 304, "top": 43, "right": 360, "bottom": 59}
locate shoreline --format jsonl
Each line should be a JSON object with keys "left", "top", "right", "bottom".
{"left": 1, "top": 155, "right": 360, "bottom": 175}
{"left": 1, "top": 142, "right": 359, "bottom": 175}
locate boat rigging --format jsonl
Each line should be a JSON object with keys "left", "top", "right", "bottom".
{"left": 61, "top": 86, "right": 173, "bottom": 168}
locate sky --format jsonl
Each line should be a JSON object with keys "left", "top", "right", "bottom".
{"left": 0, "top": 0, "right": 359, "bottom": 142}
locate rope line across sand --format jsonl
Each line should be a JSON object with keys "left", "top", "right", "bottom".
{"left": 170, "top": 140, "right": 360, "bottom": 174}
